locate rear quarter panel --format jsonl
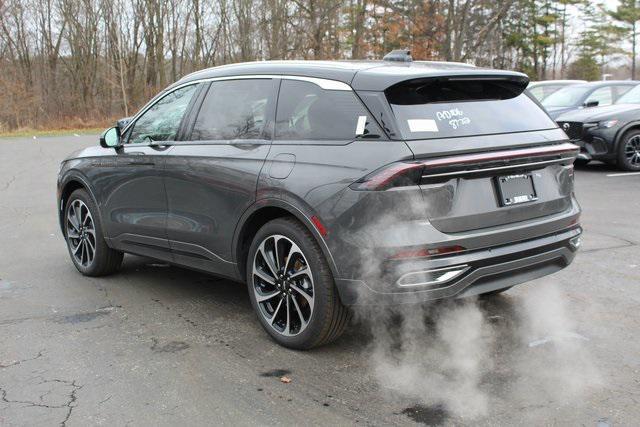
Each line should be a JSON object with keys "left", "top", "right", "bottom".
{"left": 258, "top": 139, "right": 415, "bottom": 276}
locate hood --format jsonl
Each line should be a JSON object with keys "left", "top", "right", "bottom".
{"left": 544, "top": 106, "right": 574, "bottom": 119}
{"left": 555, "top": 103, "right": 640, "bottom": 123}
{"left": 63, "top": 145, "right": 106, "bottom": 162}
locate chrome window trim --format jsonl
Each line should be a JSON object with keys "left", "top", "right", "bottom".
{"left": 122, "top": 75, "right": 352, "bottom": 136}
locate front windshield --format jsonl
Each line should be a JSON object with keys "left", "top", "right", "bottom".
{"left": 542, "top": 85, "right": 589, "bottom": 108}
{"left": 616, "top": 85, "right": 640, "bottom": 104}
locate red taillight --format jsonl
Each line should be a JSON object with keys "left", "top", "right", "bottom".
{"left": 350, "top": 143, "right": 579, "bottom": 191}
{"left": 350, "top": 162, "right": 423, "bottom": 191}
{"left": 389, "top": 245, "right": 466, "bottom": 260}
{"left": 417, "top": 142, "right": 578, "bottom": 169}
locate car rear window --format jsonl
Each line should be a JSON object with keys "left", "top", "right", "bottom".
{"left": 387, "top": 78, "right": 557, "bottom": 140}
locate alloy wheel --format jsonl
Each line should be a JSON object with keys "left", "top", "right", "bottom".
{"left": 252, "top": 234, "right": 315, "bottom": 336}
{"left": 66, "top": 199, "right": 96, "bottom": 267}
{"left": 624, "top": 135, "right": 640, "bottom": 167}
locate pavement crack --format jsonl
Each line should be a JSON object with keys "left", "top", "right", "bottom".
{"left": 588, "top": 231, "right": 639, "bottom": 248}
{"left": 60, "top": 380, "right": 82, "bottom": 427}
{"left": 581, "top": 243, "right": 636, "bottom": 254}
{"left": 97, "top": 395, "right": 112, "bottom": 405}
{"left": 0, "top": 350, "right": 45, "bottom": 368}
{"left": 0, "top": 174, "right": 16, "bottom": 192}
{"left": 0, "top": 379, "right": 82, "bottom": 427}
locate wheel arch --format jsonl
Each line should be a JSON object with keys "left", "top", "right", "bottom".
{"left": 614, "top": 121, "right": 640, "bottom": 152}
{"left": 232, "top": 199, "right": 339, "bottom": 283}
{"left": 58, "top": 173, "right": 100, "bottom": 237}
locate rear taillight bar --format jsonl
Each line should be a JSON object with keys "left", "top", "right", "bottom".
{"left": 350, "top": 142, "right": 579, "bottom": 191}
{"left": 420, "top": 142, "right": 578, "bottom": 168}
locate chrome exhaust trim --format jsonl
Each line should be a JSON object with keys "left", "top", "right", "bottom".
{"left": 396, "top": 265, "right": 470, "bottom": 288}
{"left": 569, "top": 235, "right": 582, "bottom": 250}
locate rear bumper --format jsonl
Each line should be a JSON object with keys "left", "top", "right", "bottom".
{"left": 334, "top": 226, "right": 581, "bottom": 305}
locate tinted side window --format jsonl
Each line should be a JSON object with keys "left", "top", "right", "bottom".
{"left": 613, "top": 85, "right": 633, "bottom": 100}
{"left": 543, "top": 85, "right": 562, "bottom": 98}
{"left": 128, "top": 84, "right": 198, "bottom": 144}
{"left": 528, "top": 86, "right": 544, "bottom": 101}
{"left": 586, "top": 87, "right": 613, "bottom": 106}
{"left": 191, "top": 79, "right": 273, "bottom": 140}
{"left": 275, "top": 80, "right": 382, "bottom": 141}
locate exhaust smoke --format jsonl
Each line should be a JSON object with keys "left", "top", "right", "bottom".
{"left": 354, "top": 281, "right": 601, "bottom": 421}
{"left": 358, "top": 300, "right": 494, "bottom": 419}
{"left": 343, "top": 181, "right": 598, "bottom": 420}
{"left": 513, "top": 282, "right": 601, "bottom": 402}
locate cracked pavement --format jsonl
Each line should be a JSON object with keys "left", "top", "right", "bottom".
{"left": 0, "top": 135, "right": 639, "bottom": 426}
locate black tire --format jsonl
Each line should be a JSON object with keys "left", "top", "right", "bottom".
{"left": 64, "top": 188, "right": 123, "bottom": 276}
{"left": 246, "top": 217, "right": 350, "bottom": 349}
{"left": 617, "top": 129, "right": 640, "bottom": 171}
{"left": 573, "top": 158, "right": 591, "bottom": 167}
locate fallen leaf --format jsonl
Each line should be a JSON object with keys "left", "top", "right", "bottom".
{"left": 280, "top": 376, "right": 292, "bottom": 384}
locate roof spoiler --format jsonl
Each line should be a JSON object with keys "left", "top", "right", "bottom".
{"left": 384, "top": 74, "right": 531, "bottom": 103}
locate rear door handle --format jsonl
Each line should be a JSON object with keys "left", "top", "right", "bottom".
{"left": 127, "top": 160, "right": 155, "bottom": 166}
{"left": 120, "top": 158, "right": 156, "bottom": 166}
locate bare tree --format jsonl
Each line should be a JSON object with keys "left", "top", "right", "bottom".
{"left": 0, "top": 0, "right": 624, "bottom": 132}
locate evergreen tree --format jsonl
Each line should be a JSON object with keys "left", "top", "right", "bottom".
{"left": 610, "top": 0, "right": 640, "bottom": 79}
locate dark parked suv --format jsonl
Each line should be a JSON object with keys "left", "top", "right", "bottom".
{"left": 556, "top": 84, "right": 640, "bottom": 171}
{"left": 57, "top": 56, "right": 582, "bottom": 348}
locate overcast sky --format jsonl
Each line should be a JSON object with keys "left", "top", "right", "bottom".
{"left": 604, "top": 0, "right": 619, "bottom": 10}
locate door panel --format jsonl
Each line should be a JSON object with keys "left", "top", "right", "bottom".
{"left": 164, "top": 143, "right": 271, "bottom": 276}
{"left": 104, "top": 145, "right": 173, "bottom": 261}
{"left": 103, "top": 83, "right": 201, "bottom": 260}
{"left": 163, "top": 78, "right": 277, "bottom": 278}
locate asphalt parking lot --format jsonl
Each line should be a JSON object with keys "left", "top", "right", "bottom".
{"left": 1, "top": 134, "right": 639, "bottom": 426}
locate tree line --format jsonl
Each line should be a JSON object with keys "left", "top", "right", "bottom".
{"left": 0, "top": 0, "right": 638, "bottom": 131}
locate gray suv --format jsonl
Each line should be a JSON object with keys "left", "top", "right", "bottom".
{"left": 57, "top": 56, "right": 582, "bottom": 349}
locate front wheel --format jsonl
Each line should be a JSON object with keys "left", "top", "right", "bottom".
{"left": 246, "top": 217, "right": 350, "bottom": 349}
{"left": 64, "top": 189, "right": 123, "bottom": 276}
{"left": 617, "top": 130, "right": 640, "bottom": 171}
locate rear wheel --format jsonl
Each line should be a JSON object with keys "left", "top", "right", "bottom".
{"left": 246, "top": 217, "right": 350, "bottom": 349}
{"left": 617, "top": 130, "right": 640, "bottom": 171}
{"left": 64, "top": 189, "right": 123, "bottom": 276}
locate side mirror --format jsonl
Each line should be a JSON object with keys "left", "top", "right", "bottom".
{"left": 584, "top": 100, "right": 599, "bottom": 107}
{"left": 99, "top": 126, "right": 121, "bottom": 148}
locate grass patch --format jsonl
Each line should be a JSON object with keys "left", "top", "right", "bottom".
{"left": 0, "top": 127, "right": 104, "bottom": 138}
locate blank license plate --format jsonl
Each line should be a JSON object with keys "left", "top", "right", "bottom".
{"left": 495, "top": 174, "right": 537, "bottom": 206}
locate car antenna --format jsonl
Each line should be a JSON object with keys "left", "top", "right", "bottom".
{"left": 383, "top": 49, "right": 413, "bottom": 62}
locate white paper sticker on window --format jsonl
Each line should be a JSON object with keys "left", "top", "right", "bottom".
{"left": 408, "top": 119, "right": 439, "bottom": 133}
{"left": 355, "top": 115, "right": 367, "bottom": 136}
